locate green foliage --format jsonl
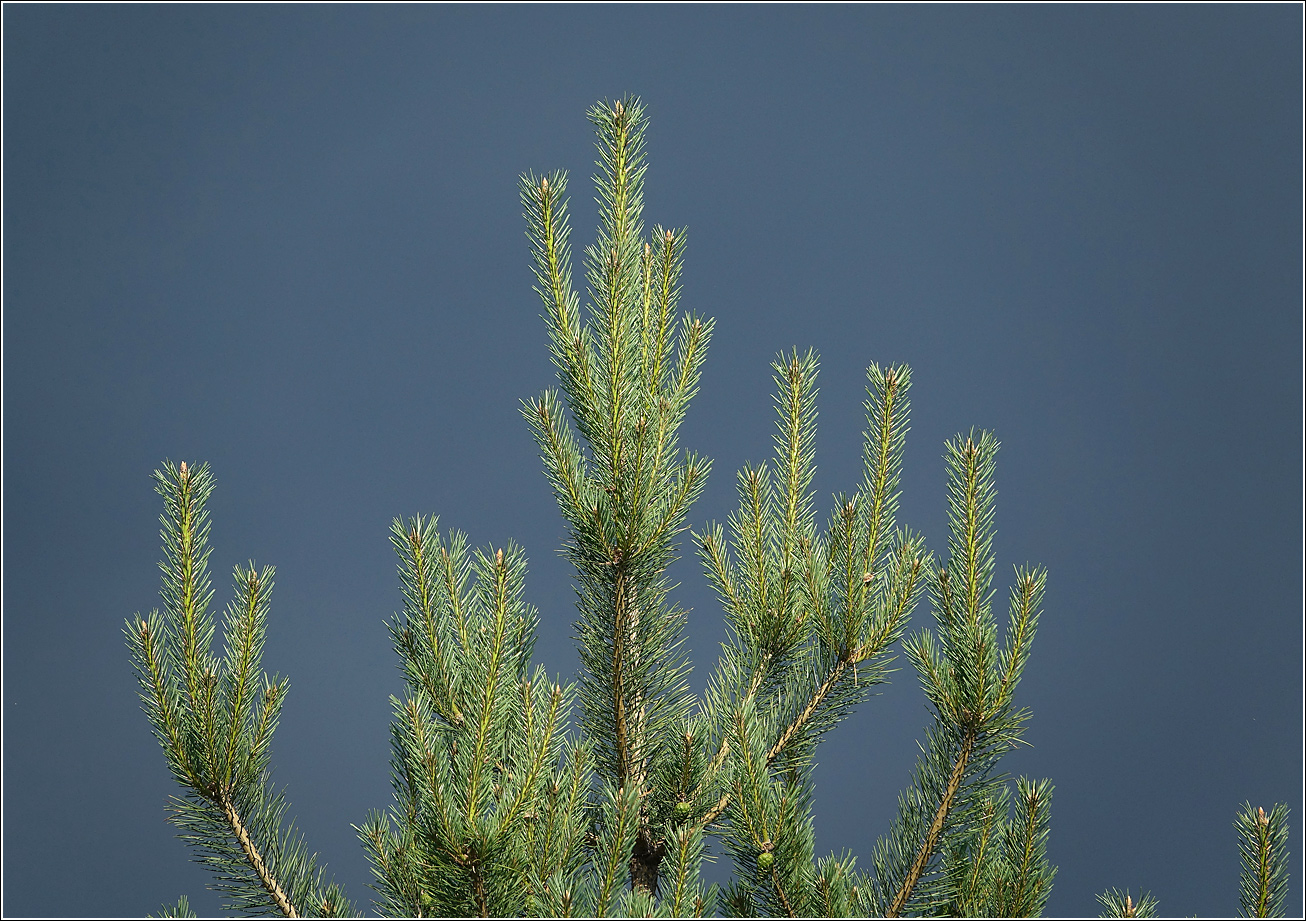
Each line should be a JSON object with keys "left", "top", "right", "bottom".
{"left": 126, "top": 461, "right": 353, "bottom": 917}
{"left": 1096, "top": 887, "right": 1160, "bottom": 918}
{"left": 861, "top": 431, "right": 1053, "bottom": 917}
{"left": 157, "top": 894, "right": 196, "bottom": 918}
{"left": 356, "top": 520, "right": 581, "bottom": 917}
{"left": 1236, "top": 803, "right": 1292, "bottom": 918}
{"left": 129, "top": 95, "right": 1291, "bottom": 918}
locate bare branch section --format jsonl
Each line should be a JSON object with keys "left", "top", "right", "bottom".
{"left": 223, "top": 798, "right": 299, "bottom": 918}
{"left": 887, "top": 731, "right": 975, "bottom": 917}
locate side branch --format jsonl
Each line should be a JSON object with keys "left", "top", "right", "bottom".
{"left": 705, "top": 653, "right": 772, "bottom": 780}
{"left": 886, "top": 729, "right": 976, "bottom": 917}
{"left": 769, "top": 863, "right": 797, "bottom": 918}
{"left": 766, "top": 655, "right": 850, "bottom": 765}
{"left": 698, "top": 652, "right": 847, "bottom": 830}
{"left": 222, "top": 797, "right": 298, "bottom": 918}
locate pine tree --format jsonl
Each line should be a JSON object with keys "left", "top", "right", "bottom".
{"left": 128, "top": 95, "right": 1290, "bottom": 918}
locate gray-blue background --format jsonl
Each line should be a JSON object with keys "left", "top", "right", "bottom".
{"left": 4, "top": 5, "right": 1301, "bottom": 918}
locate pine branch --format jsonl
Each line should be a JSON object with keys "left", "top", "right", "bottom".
{"left": 692, "top": 356, "right": 927, "bottom": 851}
{"left": 1237, "top": 802, "right": 1291, "bottom": 918}
{"left": 1097, "top": 887, "right": 1160, "bottom": 918}
{"left": 861, "top": 364, "right": 911, "bottom": 579}
{"left": 127, "top": 462, "right": 352, "bottom": 917}
{"left": 866, "top": 432, "right": 1050, "bottom": 918}
{"left": 998, "top": 778, "right": 1057, "bottom": 917}
{"left": 939, "top": 784, "right": 1008, "bottom": 917}
{"left": 223, "top": 797, "right": 298, "bottom": 917}
{"left": 888, "top": 727, "right": 976, "bottom": 917}
{"left": 715, "top": 698, "right": 820, "bottom": 917}
{"left": 660, "top": 820, "right": 718, "bottom": 917}
{"left": 590, "top": 782, "right": 644, "bottom": 915}
{"left": 155, "top": 894, "right": 197, "bottom": 918}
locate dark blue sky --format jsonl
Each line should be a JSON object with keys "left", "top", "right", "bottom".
{"left": 3, "top": 5, "right": 1301, "bottom": 918}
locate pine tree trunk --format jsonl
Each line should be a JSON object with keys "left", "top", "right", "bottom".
{"left": 629, "top": 826, "right": 664, "bottom": 896}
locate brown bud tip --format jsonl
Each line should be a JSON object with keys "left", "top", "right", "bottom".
{"left": 1258, "top": 807, "right": 1269, "bottom": 825}
{"left": 178, "top": 461, "right": 188, "bottom": 479}
{"left": 863, "top": 572, "right": 873, "bottom": 585}
{"left": 540, "top": 176, "right": 548, "bottom": 191}
{"left": 496, "top": 548, "right": 504, "bottom": 565}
